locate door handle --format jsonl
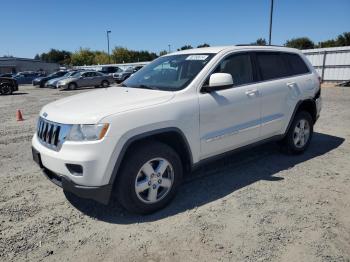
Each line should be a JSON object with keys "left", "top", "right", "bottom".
{"left": 287, "top": 82, "right": 296, "bottom": 88}
{"left": 245, "top": 89, "right": 259, "bottom": 97}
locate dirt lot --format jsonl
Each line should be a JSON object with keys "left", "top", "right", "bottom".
{"left": 0, "top": 85, "right": 349, "bottom": 262}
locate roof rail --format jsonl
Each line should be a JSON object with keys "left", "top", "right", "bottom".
{"left": 235, "top": 44, "right": 286, "bottom": 47}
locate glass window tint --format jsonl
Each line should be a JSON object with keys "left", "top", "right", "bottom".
{"left": 256, "top": 52, "right": 289, "bottom": 81}
{"left": 215, "top": 53, "right": 254, "bottom": 86}
{"left": 283, "top": 53, "right": 310, "bottom": 75}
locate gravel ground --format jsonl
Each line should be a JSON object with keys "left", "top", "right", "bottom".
{"left": 0, "top": 85, "right": 349, "bottom": 262}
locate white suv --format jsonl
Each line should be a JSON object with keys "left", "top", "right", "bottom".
{"left": 32, "top": 46, "right": 322, "bottom": 214}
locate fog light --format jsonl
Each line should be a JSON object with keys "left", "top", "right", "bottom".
{"left": 66, "top": 164, "right": 83, "bottom": 176}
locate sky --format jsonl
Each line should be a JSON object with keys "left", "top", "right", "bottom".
{"left": 1, "top": 0, "right": 349, "bottom": 58}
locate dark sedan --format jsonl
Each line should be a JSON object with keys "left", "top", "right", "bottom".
{"left": 33, "top": 71, "right": 68, "bottom": 88}
{"left": 13, "top": 72, "right": 43, "bottom": 85}
{"left": 0, "top": 77, "right": 18, "bottom": 95}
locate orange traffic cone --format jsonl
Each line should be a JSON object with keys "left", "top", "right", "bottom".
{"left": 16, "top": 110, "right": 24, "bottom": 121}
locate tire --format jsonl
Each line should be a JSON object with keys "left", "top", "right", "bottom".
{"left": 116, "top": 141, "right": 183, "bottom": 214}
{"left": 68, "top": 82, "right": 77, "bottom": 90}
{"left": 101, "top": 80, "right": 109, "bottom": 88}
{"left": 281, "top": 111, "right": 313, "bottom": 154}
{"left": 0, "top": 83, "right": 13, "bottom": 95}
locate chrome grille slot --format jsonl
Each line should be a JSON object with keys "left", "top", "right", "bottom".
{"left": 36, "top": 117, "right": 71, "bottom": 151}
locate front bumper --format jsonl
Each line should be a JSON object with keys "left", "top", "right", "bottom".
{"left": 45, "top": 82, "right": 57, "bottom": 88}
{"left": 32, "top": 146, "right": 112, "bottom": 204}
{"left": 57, "top": 83, "right": 68, "bottom": 89}
{"left": 33, "top": 80, "right": 41, "bottom": 86}
{"left": 32, "top": 133, "right": 118, "bottom": 204}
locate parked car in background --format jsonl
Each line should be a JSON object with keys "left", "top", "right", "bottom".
{"left": 112, "top": 67, "right": 134, "bottom": 83}
{"left": 0, "top": 73, "right": 15, "bottom": 78}
{"left": 132, "top": 65, "right": 143, "bottom": 73}
{"left": 0, "top": 77, "right": 18, "bottom": 95}
{"left": 98, "top": 66, "right": 123, "bottom": 75}
{"left": 56, "top": 71, "right": 114, "bottom": 90}
{"left": 45, "top": 71, "right": 81, "bottom": 88}
{"left": 113, "top": 66, "right": 144, "bottom": 83}
{"left": 33, "top": 71, "right": 68, "bottom": 88}
{"left": 13, "top": 72, "right": 44, "bottom": 85}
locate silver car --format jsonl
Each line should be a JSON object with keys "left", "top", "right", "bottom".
{"left": 45, "top": 71, "right": 81, "bottom": 88}
{"left": 56, "top": 71, "right": 114, "bottom": 90}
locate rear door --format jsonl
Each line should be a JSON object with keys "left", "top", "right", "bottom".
{"left": 254, "top": 51, "right": 311, "bottom": 139}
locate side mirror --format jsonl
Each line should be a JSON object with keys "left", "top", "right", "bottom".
{"left": 202, "top": 73, "right": 233, "bottom": 93}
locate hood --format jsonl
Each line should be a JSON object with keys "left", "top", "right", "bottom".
{"left": 40, "top": 87, "right": 175, "bottom": 124}
{"left": 48, "top": 76, "right": 66, "bottom": 83}
{"left": 34, "top": 76, "right": 46, "bottom": 81}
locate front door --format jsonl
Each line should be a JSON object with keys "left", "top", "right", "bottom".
{"left": 199, "top": 52, "right": 261, "bottom": 159}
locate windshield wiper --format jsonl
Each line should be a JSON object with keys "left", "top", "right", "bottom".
{"left": 137, "top": 84, "right": 157, "bottom": 90}
{"left": 122, "top": 83, "right": 159, "bottom": 90}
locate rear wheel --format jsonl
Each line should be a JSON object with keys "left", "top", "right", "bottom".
{"left": 281, "top": 111, "right": 313, "bottom": 154}
{"left": 116, "top": 141, "right": 183, "bottom": 214}
{"left": 0, "top": 83, "right": 13, "bottom": 95}
{"left": 68, "top": 82, "right": 77, "bottom": 90}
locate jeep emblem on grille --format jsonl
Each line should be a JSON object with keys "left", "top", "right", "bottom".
{"left": 43, "top": 112, "right": 48, "bottom": 118}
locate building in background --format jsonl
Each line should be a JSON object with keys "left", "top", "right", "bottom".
{"left": 303, "top": 46, "right": 350, "bottom": 82}
{"left": 0, "top": 57, "right": 59, "bottom": 75}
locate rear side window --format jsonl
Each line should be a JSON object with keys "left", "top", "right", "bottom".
{"left": 214, "top": 53, "right": 254, "bottom": 86}
{"left": 283, "top": 53, "right": 310, "bottom": 75}
{"left": 256, "top": 52, "right": 290, "bottom": 81}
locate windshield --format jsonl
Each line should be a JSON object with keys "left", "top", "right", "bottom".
{"left": 123, "top": 54, "right": 214, "bottom": 91}
{"left": 65, "top": 71, "right": 80, "bottom": 77}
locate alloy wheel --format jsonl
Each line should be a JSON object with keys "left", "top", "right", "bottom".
{"left": 135, "top": 158, "right": 174, "bottom": 204}
{"left": 293, "top": 119, "right": 310, "bottom": 148}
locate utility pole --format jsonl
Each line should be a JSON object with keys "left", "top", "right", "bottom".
{"left": 168, "top": 44, "right": 171, "bottom": 53}
{"left": 268, "top": 0, "right": 274, "bottom": 45}
{"left": 106, "top": 30, "right": 111, "bottom": 63}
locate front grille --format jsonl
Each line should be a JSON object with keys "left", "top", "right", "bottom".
{"left": 37, "top": 117, "right": 71, "bottom": 151}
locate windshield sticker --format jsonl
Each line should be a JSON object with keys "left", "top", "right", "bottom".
{"left": 186, "top": 55, "right": 209, "bottom": 61}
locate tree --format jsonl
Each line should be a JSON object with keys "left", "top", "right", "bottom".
{"left": 34, "top": 54, "right": 40, "bottom": 60}
{"left": 177, "top": 45, "right": 193, "bottom": 51}
{"left": 197, "top": 43, "right": 210, "bottom": 48}
{"left": 285, "top": 37, "right": 315, "bottom": 49}
{"left": 39, "top": 49, "right": 71, "bottom": 64}
{"left": 70, "top": 48, "right": 95, "bottom": 66}
{"left": 317, "top": 39, "right": 337, "bottom": 48}
{"left": 93, "top": 51, "right": 110, "bottom": 64}
{"left": 159, "top": 50, "right": 168, "bottom": 56}
{"left": 112, "top": 47, "right": 158, "bottom": 63}
{"left": 335, "top": 32, "right": 350, "bottom": 46}
{"left": 251, "top": 38, "right": 267, "bottom": 45}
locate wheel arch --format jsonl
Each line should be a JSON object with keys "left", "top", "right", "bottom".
{"left": 285, "top": 99, "right": 317, "bottom": 136}
{"left": 109, "top": 127, "right": 193, "bottom": 186}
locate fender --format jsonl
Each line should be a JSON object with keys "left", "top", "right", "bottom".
{"left": 108, "top": 127, "right": 193, "bottom": 186}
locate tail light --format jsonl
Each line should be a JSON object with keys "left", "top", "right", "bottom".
{"left": 318, "top": 76, "right": 322, "bottom": 89}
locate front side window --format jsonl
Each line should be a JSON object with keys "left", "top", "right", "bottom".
{"left": 212, "top": 53, "right": 254, "bottom": 86}
{"left": 124, "top": 54, "right": 214, "bottom": 91}
{"left": 256, "top": 52, "right": 289, "bottom": 81}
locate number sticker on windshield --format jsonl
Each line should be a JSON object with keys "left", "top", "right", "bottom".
{"left": 186, "top": 55, "right": 209, "bottom": 60}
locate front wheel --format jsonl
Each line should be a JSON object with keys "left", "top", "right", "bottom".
{"left": 0, "top": 83, "right": 13, "bottom": 95}
{"left": 101, "top": 80, "right": 109, "bottom": 88}
{"left": 281, "top": 111, "right": 313, "bottom": 154}
{"left": 116, "top": 141, "right": 183, "bottom": 214}
{"left": 68, "top": 82, "right": 77, "bottom": 90}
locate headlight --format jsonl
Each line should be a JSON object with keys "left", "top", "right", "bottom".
{"left": 67, "top": 123, "right": 109, "bottom": 141}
